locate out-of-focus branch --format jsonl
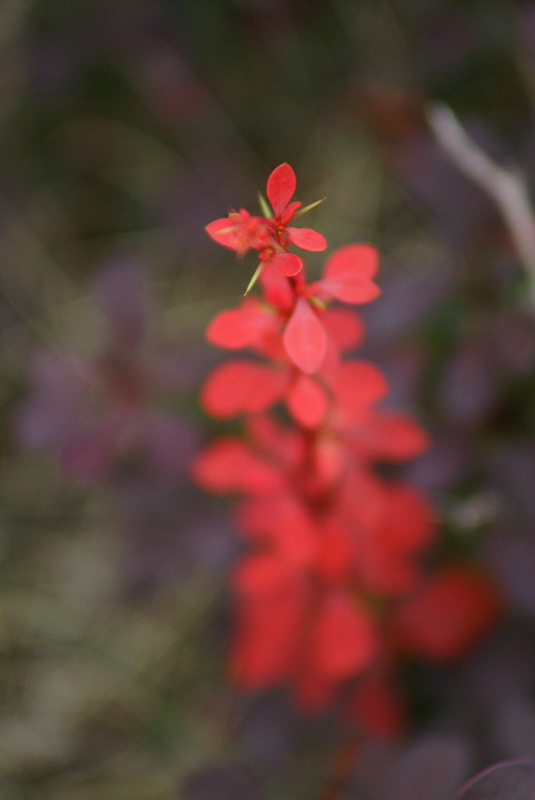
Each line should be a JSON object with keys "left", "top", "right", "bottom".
{"left": 426, "top": 103, "right": 535, "bottom": 308}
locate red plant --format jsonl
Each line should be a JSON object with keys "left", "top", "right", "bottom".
{"left": 194, "top": 163, "right": 498, "bottom": 735}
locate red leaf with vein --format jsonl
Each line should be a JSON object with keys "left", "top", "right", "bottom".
{"left": 266, "top": 163, "right": 296, "bottom": 217}
{"left": 201, "top": 360, "right": 285, "bottom": 417}
{"left": 320, "top": 244, "right": 380, "bottom": 303}
{"left": 283, "top": 298, "right": 327, "bottom": 373}
{"left": 286, "top": 373, "right": 329, "bottom": 428}
{"left": 287, "top": 227, "right": 327, "bottom": 251}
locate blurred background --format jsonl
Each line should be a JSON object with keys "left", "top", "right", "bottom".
{"left": 1, "top": 0, "right": 535, "bottom": 798}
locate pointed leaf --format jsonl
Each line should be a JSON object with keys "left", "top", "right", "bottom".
{"left": 266, "top": 163, "right": 296, "bottom": 217}
{"left": 283, "top": 298, "right": 327, "bottom": 373}
{"left": 287, "top": 227, "right": 327, "bottom": 251}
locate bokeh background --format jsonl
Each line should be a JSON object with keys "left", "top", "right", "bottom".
{"left": 2, "top": 0, "right": 535, "bottom": 798}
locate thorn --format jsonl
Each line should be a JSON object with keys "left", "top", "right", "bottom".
{"left": 293, "top": 197, "right": 326, "bottom": 218}
{"left": 257, "top": 191, "right": 273, "bottom": 219}
{"left": 244, "top": 263, "right": 263, "bottom": 295}
{"left": 309, "top": 295, "right": 326, "bottom": 309}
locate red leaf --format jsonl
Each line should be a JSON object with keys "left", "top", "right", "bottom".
{"left": 271, "top": 252, "right": 303, "bottom": 276}
{"left": 394, "top": 568, "right": 500, "bottom": 661}
{"left": 206, "top": 211, "right": 269, "bottom": 254}
{"left": 383, "top": 484, "right": 435, "bottom": 549}
{"left": 205, "top": 217, "right": 239, "bottom": 250}
{"left": 350, "top": 411, "right": 429, "bottom": 461}
{"left": 312, "top": 435, "right": 345, "bottom": 487}
{"left": 201, "top": 360, "right": 285, "bottom": 417}
{"left": 334, "top": 361, "right": 388, "bottom": 420}
{"left": 321, "top": 308, "right": 365, "bottom": 350}
{"left": 320, "top": 244, "right": 380, "bottom": 304}
{"left": 245, "top": 414, "right": 302, "bottom": 465}
{"left": 326, "top": 244, "right": 379, "bottom": 280}
{"left": 283, "top": 298, "right": 327, "bottom": 373}
{"left": 281, "top": 200, "right": 302, "bottom": 223}
{"left": 230, "top": 562, "right": 308, "bottom": 686}
{"left": 312, "top": 591, "right": 376, "bottom": 680}
{"left": 354, "top": 483, "right": 436, "bottom": 596}
{"left": 237, "top": 495, "right": 317, "bottom": 566}
{"left": 192, "top": 438, "right": 284, "bottom": 494}
{"left": 293, "top": 668, "right": 335, "bottom": 712}
{"left": 286, "top": 373, "right": 329, "bottom": 428}
{"left": 260, "top": 261, "right": 294, "bottom": 311}
{"left": 347, "top": 672, "right": 406, "bottom": 738}
{"left": 317, "top": 515, "right": 355, "bottom": 582}
{"left": 266, "top": 163, "right": 296, "bottom": 217}
{"left": 234, "top": 554, "right": 294, "bottom": 595}
{"left": 206, "top": 302, "right": 276, "bottom": 350}
{"left": 287, "top": 227, "right": 327, "bottom": 251}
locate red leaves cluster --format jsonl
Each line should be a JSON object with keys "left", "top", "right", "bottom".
{"left": 206, "top": 163, "right": 326, "bottom": 278}
{"left": 195, "top": 164, "right": 499, "bottom": 735}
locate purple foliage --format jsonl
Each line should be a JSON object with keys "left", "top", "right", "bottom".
{"left": 348, "top": 735, "right": 471, "bottom": 800}
{"left": 179, "top": 767, "right": 262, "bottom": 800}
{"left": 16, "top": 259, "right": 202, "bottom": 590}
{"left": 388, "top": 736, "right": 471, "bottom": 800}
{"left": 17, "top": 259, "right": 197, "bottom": 483}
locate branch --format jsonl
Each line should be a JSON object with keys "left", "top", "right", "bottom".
{"left": 426, "top": 103, "right": 535, "bottom": 308}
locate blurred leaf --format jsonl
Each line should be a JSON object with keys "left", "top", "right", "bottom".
{"left": 456, "top": 759, "right": 535, "bottom": 800}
